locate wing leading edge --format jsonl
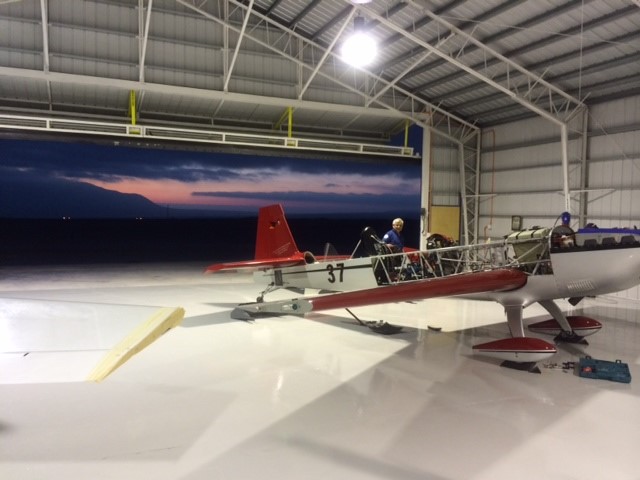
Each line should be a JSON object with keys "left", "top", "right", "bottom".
{"left": 231, "top": 268, "right": 527, "bottom": 318}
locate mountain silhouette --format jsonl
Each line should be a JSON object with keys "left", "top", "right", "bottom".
{"left": 0, "top": 172, "right": 164, "bottom": 218}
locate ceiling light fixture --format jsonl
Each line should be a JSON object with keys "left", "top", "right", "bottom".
{"left": 340, "top": 15, "right": 377, "bottom": 68}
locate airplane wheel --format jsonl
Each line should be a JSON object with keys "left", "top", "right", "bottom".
{"left": 554, "top": 331, "right": 589, "bottom": 345}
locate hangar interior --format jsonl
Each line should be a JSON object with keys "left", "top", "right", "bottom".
{"left": 1, "top": 1, "right": 640, "bottom": 479}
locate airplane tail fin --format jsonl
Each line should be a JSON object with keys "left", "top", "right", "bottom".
{"left": 255, "top": 204, "right": 301, "bottom": 260}
{"left": 205, "top": 204, "right": 305, "bottom": 273}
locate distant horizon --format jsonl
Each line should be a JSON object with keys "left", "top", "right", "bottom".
{"left": 0, "top": 208, "right": 423, "bottom": 266}
{"left": 0, "top": 209, "right": 421, "bottom": 220}
{"left": 0, "top": 138, "right": 422, "bottom": 219}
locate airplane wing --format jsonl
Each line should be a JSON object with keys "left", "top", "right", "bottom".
{"left": 0, "top": 298, "right": 183, "bottom": 384}
{"left": 231, "top": 268, "right": 527, "bottom": 318}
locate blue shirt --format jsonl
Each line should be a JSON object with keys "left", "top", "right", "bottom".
{"left": 382, "top": 228, "right": 404, "bottom": 252}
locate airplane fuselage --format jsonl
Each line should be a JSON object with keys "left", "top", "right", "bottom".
{"left": 209, "top": 204, "right": 640, "bottom": 368}
{"left": 253, "top": 256, "right": 379, "bottom": 292}
{"left": 254, "top": 229, "right": 640, "bottom": 311}
{"left": 479, "top": 245, "right": 640, "bottom": 307}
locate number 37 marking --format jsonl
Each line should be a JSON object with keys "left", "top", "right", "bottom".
{"left": 326, "top": 263, "right": 345, "bottom": 283}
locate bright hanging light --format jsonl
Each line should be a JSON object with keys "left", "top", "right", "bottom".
{"left": 340, "top": 16, "right": 377, "bottom": 68}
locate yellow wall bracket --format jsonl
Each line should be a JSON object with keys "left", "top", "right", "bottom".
{"left": 129, "top": 90, "right": 137, "bottom": 126}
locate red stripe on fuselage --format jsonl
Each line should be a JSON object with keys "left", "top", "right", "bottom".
{"left": 308, "top": 268, "right": 527, "bottom": 312}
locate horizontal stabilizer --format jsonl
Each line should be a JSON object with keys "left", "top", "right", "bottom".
{"left": 206, "top": 256, "right": 305, "bottom": 273}
{"left": 206, "top": 254, "right": 350, "bottom": 273}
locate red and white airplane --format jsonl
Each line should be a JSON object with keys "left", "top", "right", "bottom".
{"left": 207, "top": 204, "right": 640, "bottom": 371}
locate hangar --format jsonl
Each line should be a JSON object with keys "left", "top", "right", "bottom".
{"left": 1, "top": 1, "right": 640, "bottom": 479}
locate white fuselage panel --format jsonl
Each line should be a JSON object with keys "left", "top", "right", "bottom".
{"left": 551, "top": 247, "right": 640, "bottom": 296}
{"left": 467, "top": 246, "right": 640, "bottom": 307}
{"left": 254, "top": 257, "right": 379, "bottom": 292}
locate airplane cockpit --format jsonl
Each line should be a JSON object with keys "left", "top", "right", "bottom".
{"left": 550, "top": 224, "right": 576, "bottom": 249}
{"left": 570, "top": 227, "right": 640, "bottom": 250}
{"left": 359, "top": 226, "right": 391, "bottom": 257}
{"left": 353, "top": 218, "right": 640, "bottom": 288}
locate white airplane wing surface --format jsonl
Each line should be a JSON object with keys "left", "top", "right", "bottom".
{"left": 0, "top": 262, "right": 216, "bottom": 386}
{"left": 0, "top": 297, "right": 167, "bottom": 384}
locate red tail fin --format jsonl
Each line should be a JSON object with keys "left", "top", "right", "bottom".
{"left": 205, "top": 204, "right": 347, "bottom": 273}
{"left": 255, "top": 204, "right": 301, "bottom": 260}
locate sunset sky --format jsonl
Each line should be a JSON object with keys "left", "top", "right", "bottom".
{"left": 0, "top": 137, "right": 422, "bottom": 217}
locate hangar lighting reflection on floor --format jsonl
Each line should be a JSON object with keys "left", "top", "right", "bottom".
{"left": 1, "top": 262, "right": 639, "bottom": 480}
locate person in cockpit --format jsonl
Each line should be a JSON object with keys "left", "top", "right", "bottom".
{"left": 383, "top": 218, "right": 404, "bottom": 253}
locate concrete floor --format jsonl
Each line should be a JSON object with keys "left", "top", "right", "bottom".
{"left": 1, "top": 262, "right": 639, "bottom": 480}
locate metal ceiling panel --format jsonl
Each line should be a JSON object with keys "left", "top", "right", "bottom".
{"left": 0, "top": 75, "right": 48, "bottom": 104}
{"left": 51, "top": 81, "right": 127, "bottom": 110}
{"left": 0, "top": 0, "right": 638, "bottom": 142}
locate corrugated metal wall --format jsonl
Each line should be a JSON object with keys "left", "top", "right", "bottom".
{"left": 472, "top": 93, "right": 640, "bottom": 300}
{"left": 429, "top": 142, "right": 461, "bottom": 209}
{"left": 477, "top": 116, "right": 579, "bottom": 237}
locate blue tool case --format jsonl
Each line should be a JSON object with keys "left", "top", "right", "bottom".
{"left": 578, "top": 356, "right": 632, "bottom": 383}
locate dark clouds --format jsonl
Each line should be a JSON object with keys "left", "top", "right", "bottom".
{"left": 0, "top": 138, "right": 421, "bottom": 217}
{"left": 191, "top": 190, "right": 419, "bottom": 213}
{"left": 0, "top": 138, "right": 419, "bottom": 183}
{"left": 0, "top": 169, "right": 162, "bottom": 218}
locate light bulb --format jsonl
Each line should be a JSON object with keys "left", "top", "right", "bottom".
{"left": 340, "top": 31, "right": 377, "bottom": 67}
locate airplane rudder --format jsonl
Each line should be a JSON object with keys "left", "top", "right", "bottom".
{"left": 254, "top": 204, "right": 300, "bottom": 260}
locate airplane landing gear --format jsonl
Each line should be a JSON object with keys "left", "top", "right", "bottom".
{"left": 554, "top": 330, "right": 589, "bottom": 345}
{"left": 529, "top": 314, "right": 602, "bottom": 345}
{"left": 501, "top": 360, "right": 542, "bottom": 374}
{"left": 256, "top": 283, "right": 279, "bottom": 303}
{"left": 345, "top": 308, "right": 403, "bottom": 335}
{"left": 364, "top": 320, "right": 404, "bottom": 335}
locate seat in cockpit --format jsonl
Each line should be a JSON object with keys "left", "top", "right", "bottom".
{"left": 550, "top": 224, "right": 576, "bottom": 249}
{"left": 360, "top": 226, "right": 390, "bottom": 257}
{"left": 360, "top": 226, "right": 395, "bottom": 285}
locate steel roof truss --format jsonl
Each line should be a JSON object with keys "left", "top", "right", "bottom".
{"left": 223, "top": 0, "right": 254, "bottom": 92}
{"left": 175, "top": 0, "right": 476, "bottom": 140}
{"left": 365, "top": 33, "right": 454, "bottom": 109}
{"left": 299, "top": 6, "right": 356, "bottom": 100}
{"left": 39, "top": 0, "right": 52, "bottom": 110}
{"left": 359, "top": 0, "right": 584, "bottom": 127}
{"left": 138, "top": 0, "right": 153, "bottom": 83}
{"left": 39, "top": 0, "right": 49, "bottom": 73}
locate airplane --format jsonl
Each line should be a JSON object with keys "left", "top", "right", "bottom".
{"left": 207, "top": 204, "right": 640, "bottom": 372}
